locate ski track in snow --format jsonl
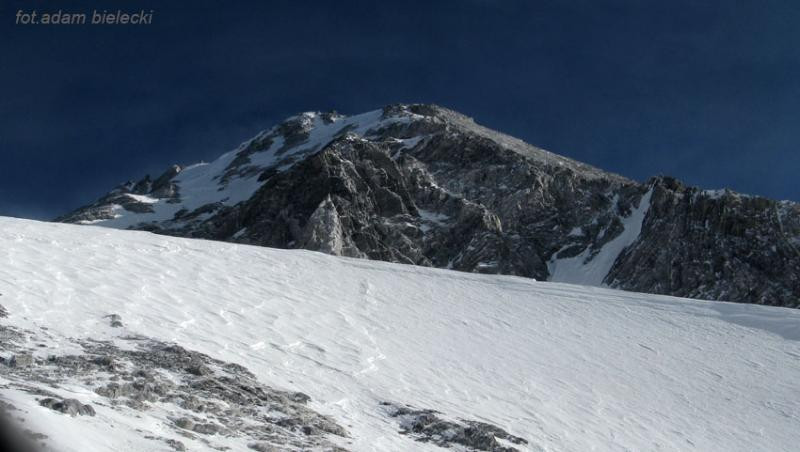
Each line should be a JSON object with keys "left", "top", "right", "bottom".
{"left": 0, "top": 217, "right": 799, "bottom": 451}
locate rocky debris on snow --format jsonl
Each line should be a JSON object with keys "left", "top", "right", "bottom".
{"left": 23, "top": 428, "right": 48, "bottom": 441}
{"left": 143, "top": 435, "right": 187, "bottom": 451}
{"left": 0, "top": 325, "right": 24, "bottom": 346}
{"left": 7, "top": 353, "right": 33, "bottom": 368}
{"left": 248, "top": 443, "right": 281, "bottom": 452}
{"left": 39, "top": 397, "right": 96, "bottom": 417}
{"left": 0, "top": 321, "right": 349, "bottom": 451}
{"left": 106, "top": 314, "right": 124, "bottom": 328}
{"left": 0, "top": 294, "right": 7, "bottom": 318}
{"left": 165, "top": 438, "right": 187, "bottom": 451}
{"left": 247, "top": 441, "right": 348, "bottom": 452}
{"left": 382, "top": 402, "right": 527, "bottom": 451}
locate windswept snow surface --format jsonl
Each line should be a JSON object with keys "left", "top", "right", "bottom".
{"left": 548, "top": 189, "right": 653, "bottom": 286}
{"left": 1, "top": 217, "right": 799, "bottom": 451}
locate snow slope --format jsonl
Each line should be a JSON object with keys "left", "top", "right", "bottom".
{"left": 1, "top": 216, "right": 799, "bottom": 451}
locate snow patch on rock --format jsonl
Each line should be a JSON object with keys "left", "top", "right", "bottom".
{"left": 548, "top": 188, "right": 653, "bottom": 286}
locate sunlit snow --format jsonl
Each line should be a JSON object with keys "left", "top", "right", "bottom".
{"left": 1, "top": 217, "right": 799, "bottom": 451}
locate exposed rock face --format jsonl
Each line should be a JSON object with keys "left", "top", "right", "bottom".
{"left": 608, "top": 177, "right": 800, "bottom": 305}
{"left": 57, "top": 104, "right": 800, "bottom": 307}
{"left": 300, "top": 196, "right": 349, "bottom": 256}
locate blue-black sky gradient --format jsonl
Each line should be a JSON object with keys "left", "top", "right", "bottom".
{"left": 1, "top": 0, "right": 798, "bottom": 219}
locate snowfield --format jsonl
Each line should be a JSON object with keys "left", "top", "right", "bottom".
{"left": 0, "top": 216, "right": 799, "bottom": 451}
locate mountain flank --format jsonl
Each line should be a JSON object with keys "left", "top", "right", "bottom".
{"left": 58, "top": 104, "right": 800, "bottom": 307}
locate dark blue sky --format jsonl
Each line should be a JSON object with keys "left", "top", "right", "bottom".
{"left": 1, "top": 0, "right": 798, "bottom": 219}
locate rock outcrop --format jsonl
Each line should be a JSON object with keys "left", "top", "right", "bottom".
{"left": 0, "top": 322, "right": 349, "bottom": 451}
{"left": 382, "top": 402, "right": 527, "bottom": 452}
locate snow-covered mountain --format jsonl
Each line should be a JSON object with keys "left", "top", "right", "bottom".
{"left": 1, "top": 217, "right": 799, "bottom": 451}
{"left": 58, "top": 104, "right": 800, "bottom": 307}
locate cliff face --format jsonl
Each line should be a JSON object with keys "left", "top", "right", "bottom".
{"left": 609, "top": 177, "right": 800, "bottom": 305}
{"left": 58, "top": 104, "right": 800, "bottom": 307}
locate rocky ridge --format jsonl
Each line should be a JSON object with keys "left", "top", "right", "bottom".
{"left": 58, "top": 104, "right": 800, "bottom": 307}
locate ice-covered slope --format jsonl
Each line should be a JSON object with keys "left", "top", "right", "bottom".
{"left": 1, "top": 217, "right": 799, "bottom": 451}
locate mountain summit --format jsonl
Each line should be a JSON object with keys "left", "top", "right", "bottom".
{"left": 58, "top": 104, "right": 800, "bottom": 307}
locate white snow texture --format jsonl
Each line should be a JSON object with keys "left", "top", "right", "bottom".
{"left": 0, "top": 217, "right": 799, "bottom": 451}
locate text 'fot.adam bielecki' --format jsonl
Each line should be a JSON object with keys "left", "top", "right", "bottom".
{"left": 15, "top": 9, "right": 155, "bottom": 25}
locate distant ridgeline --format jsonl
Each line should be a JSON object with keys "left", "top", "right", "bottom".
{"left": 58, "top": 104, "right": 800, "bottom": 307}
